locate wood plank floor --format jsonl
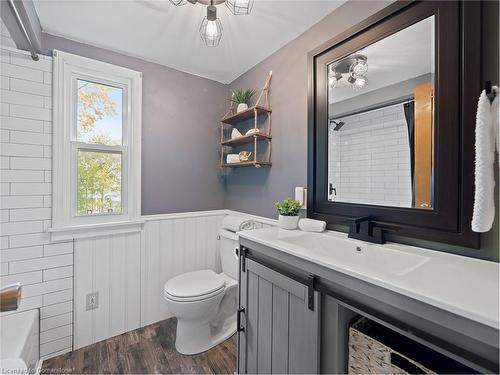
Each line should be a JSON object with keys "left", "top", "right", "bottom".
{"left": 42, "top": 318, "right": 236, "bottom": 374}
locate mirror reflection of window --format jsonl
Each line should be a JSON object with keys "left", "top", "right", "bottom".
{"left": 327, "top": 16, "right": 435, "bottom": 210}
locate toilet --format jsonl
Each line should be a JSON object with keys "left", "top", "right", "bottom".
{"left": 163, "top": 227, "right": 241, "bottom": 355}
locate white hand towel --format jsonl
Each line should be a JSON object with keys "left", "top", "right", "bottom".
{"left": 492, "top": 96, "right": 499, "bottom": 153}
{"left": 222, "top": 215, "right": 255, "bottom": 232}
{"left": 298, "top": 218, "right": 326, "bottom": 233}
{"left": 472, "top": 90, "right": 496, "bottom": 232}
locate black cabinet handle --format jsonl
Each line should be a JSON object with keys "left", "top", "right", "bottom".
{"left": 240, "top": 246, "right": 247, "bottom": 272}
{"left": 237, "top": 308, "right": 245, "bottom": 332}
{"left": 307, "top": 275, "right": 316, "bottom": 311}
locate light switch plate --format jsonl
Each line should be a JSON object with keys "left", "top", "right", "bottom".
{"left": 295, "top": 187, "right": 307, "bottom": 209}
{"left": 86, "top": 292, "right": 99, "bottom": 310}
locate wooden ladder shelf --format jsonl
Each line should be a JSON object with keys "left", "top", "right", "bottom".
{"left": 219, "top": 71, "right": 273, "bottom": 168}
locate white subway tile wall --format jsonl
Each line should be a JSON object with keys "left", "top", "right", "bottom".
{"left": 328, "top": 104, "right": 412, "bottom": 207}
{"left": 0, "top": 46, "right": 74, "bottom": 360}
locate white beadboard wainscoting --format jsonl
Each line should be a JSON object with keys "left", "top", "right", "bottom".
{"left": 140, "top": 211, "right": 226, "bottom": 327}
{"left": 73, "top": 232, "right": 142, "bottom": 349}
{"left": 72, "top": 209, "right": 276, "bottom": 349}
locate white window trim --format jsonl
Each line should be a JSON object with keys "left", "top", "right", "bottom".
{"left": 50, "top": 50, "right": 143, "bottom": 240}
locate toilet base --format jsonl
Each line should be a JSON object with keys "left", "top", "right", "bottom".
{"left": 164, "top": 272, "right": 239, "bottom": 356}
{"left": 175, "top": 316, "right": 236, "bottom": 355}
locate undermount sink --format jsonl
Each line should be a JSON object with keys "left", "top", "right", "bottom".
{"left": 277, "top": 231, "right": 430, "bottom": 277}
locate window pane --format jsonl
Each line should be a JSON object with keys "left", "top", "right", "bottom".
{"left": 77, "top": 150, "right": 122, "bottom": 215}
{"left": 77, "top": 79, "right": 123, "bottom": 145}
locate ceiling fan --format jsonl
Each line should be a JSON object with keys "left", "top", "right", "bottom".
{"left": 169, "top": 0, "right": 254, "bottom": 47}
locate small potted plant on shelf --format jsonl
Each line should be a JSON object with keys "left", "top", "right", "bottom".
{"left": 275, "top": 198, "right": 302, "bottom": 230}
{"left": 232, "top": 88, "right": 256, "bottom": 113}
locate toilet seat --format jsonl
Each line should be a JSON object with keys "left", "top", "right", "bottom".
{"left": 164, "top": 288, "right": 224, "bottom": 302}
{"left": 164, "top": 270, "right": 225, "bottom": 302}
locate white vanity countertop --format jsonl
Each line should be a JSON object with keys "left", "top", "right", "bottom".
{"left": 238, "top": 227, "right": 500, "bottom": 329}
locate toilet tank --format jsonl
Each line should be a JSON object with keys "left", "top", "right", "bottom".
{"left": 219, "top": 229, "right": 239, "bottom": 280}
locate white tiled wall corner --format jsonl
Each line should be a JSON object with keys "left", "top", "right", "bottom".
{"left": 329, "top": 104, "right": 412, "bottom": 207}
{"left": 0, "top": 46, "right": 74, "bottom": 359}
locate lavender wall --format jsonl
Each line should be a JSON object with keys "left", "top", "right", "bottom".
{"left": 224, "top": 1, "right": 390, "bottom": 219}
{"left": 224, "top": 0, "right": 499, "bottom": 261}
{"left": 43, "top": 34, "right": 227, "bottom": 215}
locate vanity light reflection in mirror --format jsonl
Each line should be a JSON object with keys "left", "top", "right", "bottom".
{"left": 327, "top": 16, "right": 435, "bottom": 210}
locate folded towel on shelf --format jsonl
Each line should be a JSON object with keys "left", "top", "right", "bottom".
{"left": 298, "top": 218, "right": 326, "bottom": 233}
{"left": 472, "top": 90, "right": 497, "bottom": 232}
{"left": 222, "top": 215, "right": 255, "bottom": 232}
{"left": 231, "top": 128, "right": 243, "bottom": 139}
{"left": 226, "top": 154, "right": 240, "bottom": 163}
{"left": 246, "top": 128, "right": 260, "bottom": 136}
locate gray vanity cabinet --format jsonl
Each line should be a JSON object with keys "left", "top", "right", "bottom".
{"left": 238, "top": 238, "right": 500, "bottom": 374}
{"left": 238, "top": 258, "right": 320, "bottom": 374}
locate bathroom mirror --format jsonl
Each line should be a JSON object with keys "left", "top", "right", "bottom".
{"left": 308, "top": 1, "right": 481, "bottom": 248}
{"left": 327, "top": 16, "right": 435, "bottom": 210}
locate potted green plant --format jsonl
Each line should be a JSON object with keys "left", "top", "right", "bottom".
{"left": 275, "top": 198, "right": 302, "bottom": 230}
{"left": 232, "top": 88, "right": 256, "bottom": 113}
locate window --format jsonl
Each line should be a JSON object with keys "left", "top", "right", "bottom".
{"left": 51, "top": 51, "right": 142, "bottom": 240}
{"left": 76, "top": 80, "right": 124, "bottom": 216}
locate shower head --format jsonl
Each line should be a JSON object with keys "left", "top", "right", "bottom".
{"left": 331, "top": 120, "right": 345, "bottom": 131}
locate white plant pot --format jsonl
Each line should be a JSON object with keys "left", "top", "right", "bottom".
{"left": 278, "top": 215, "right": 300, "bottom": 230}
{"left": 237, "top": 103, "right": 248, "bottom": 113}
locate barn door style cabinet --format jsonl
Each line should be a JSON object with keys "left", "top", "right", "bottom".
{"left": 236, "top": 238, "right": 499, "bottom": 374}
{"left": 237, "top": 256, "right": 320, "bottom": 374}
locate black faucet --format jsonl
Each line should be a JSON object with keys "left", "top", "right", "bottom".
{"left": 348, "top": 216, "right": 388, "bottom": 244}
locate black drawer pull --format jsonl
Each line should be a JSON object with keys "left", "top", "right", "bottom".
{"left": 307, "top": 275, "right": 316, "bottom": 311}
{"left": 240, "top": 246, "right": 247, "bottom": 272}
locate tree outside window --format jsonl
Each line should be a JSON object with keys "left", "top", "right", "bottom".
{"left": 76, "top": 80, "right": 123, "bottom": 215}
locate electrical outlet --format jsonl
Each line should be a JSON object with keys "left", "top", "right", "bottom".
{"left": 86, "top": 292, "right": 99, "bottom": 311}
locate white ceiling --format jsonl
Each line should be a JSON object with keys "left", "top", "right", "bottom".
{"left": 34, "top": 0, "right": 345, "bottom": 83}
{"left": 329, "top": 16, "right": 434, "bottom": 103}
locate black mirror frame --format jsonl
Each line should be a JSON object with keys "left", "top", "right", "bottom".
{"left": 307, "top": 0, "right": 481, "bottom": 248}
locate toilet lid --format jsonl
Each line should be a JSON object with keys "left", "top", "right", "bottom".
{"left": 164, "top": 270, "right": 225, "bottom": 299}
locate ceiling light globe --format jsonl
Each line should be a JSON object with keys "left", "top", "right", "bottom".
{"left": 328, "top": 68, "right": 339, "bottom": 88}
{"left": 350, "top": 59, "right": 368, "bottom": 76}
{"left": 328, "top": 76, "right": 337, "bottom": 88}
{"left": 353, "top": 75, "right": 368, "bottom": 89}
{"left": 200, "top": 17, "right": 223, "bottom": 47}
{"left": 226, "top": 0, "right": 254, "bottom": 15}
